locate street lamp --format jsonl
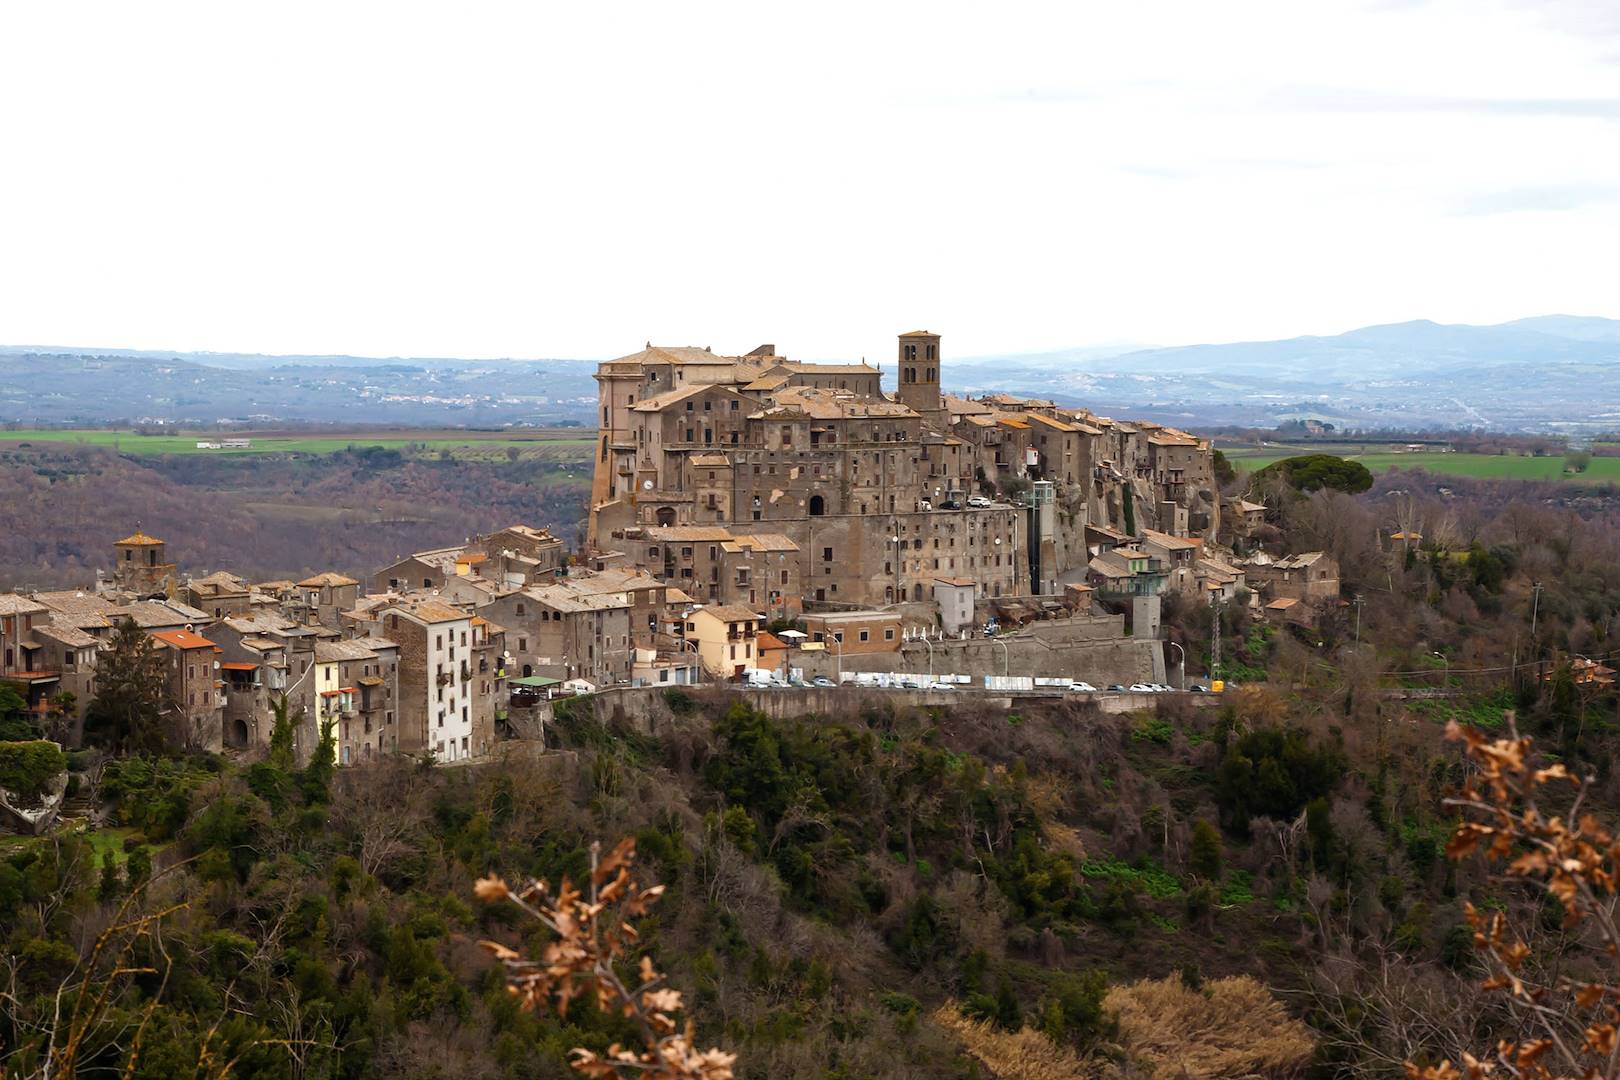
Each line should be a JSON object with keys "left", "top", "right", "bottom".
{"left": 830, "top": 634, "right": 843, "bottom": 683}
{"left": 920, "top": 633, "right": 934, "bottom": 680}
{"left": 1166, "top": 641, "right": 1185, "bottom": 690}
{"left": 991, "top": 635, "right": 1009, "bottom": 678}
{"left": 1433, "top": 650, "right": 1448, "bottom": 686}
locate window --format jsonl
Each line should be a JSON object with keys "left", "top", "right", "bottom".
{"left": 808, "top": 494, "right": 825, "bottom": 516}
{"left": 885, "top": 628, "right": 895, "bottom": 640}
{"left": 823, "top": 547, "right": 833, "bottom": 562}
{"left": 858, "top": 629, "right": 869, "bottom": 642}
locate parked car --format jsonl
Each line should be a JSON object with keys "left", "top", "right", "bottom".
{"left": 811, "top": 676, "right": 837, "bottom": 688}
{"left": 1189, "top": 684, "right": 1208, "bottom": 693}
{"left": 1151, "top": 683, "right": 1174, "bottom": 693}
{"left": 967, "top": 495, "right": 992, "bottom": 508}
{"left": 1071, "top": 681, "right": 1097, "bottom": 693}
{"left": 1129, "top": 683, "right": 1155, "bottom": 692}
{"left": 938, "top": 498, "right": 962, "bottom": 510}
{"left": 1107, "top": 684, "right": 1126, "bottom": 692}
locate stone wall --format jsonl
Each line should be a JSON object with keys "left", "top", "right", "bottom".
{"left": 544, "top": 683, "right": 1216, "bottom": 739}
{"left": 789, "top": 628, "right": 1158, "bottom": 686}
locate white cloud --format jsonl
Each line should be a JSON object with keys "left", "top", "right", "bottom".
{"left": 0, "top": 0, "right": 1615, "bottom": 361}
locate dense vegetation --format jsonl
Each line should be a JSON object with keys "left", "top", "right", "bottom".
{"left": 1254, "top": 453, "right": 1375, "bottom": 494}
{"left": 0, "top": 443, "right": 590, "bottom": 586}
{"left": 14, "top": 439, "right": 1620, "bottom": 1073}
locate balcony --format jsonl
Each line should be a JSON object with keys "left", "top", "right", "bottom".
{"left": 436, "top": 671, "right": 453, "bottom": 687}
{"left": 2, "top": 668, "right": 60, "bottom": 683}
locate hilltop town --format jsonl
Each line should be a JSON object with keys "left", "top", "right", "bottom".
{"left": 0, "top": 331, "right": 1342, "bottom": 774}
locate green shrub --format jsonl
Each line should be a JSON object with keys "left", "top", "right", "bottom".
{"left": 0, "top": 740, "right": 67, "bottom": 803}
{"left": 1215, "top": 727, "right": 1344, "bottom": 832}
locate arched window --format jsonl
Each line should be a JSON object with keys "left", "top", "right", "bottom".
{"left": 808, "top": 495, "right": 825, "bottom": 516}
{"left": 913, "top": 583, "right": 924, "bottom": 602}
{"left": 655, "top": 506, "right": 677, "bottom": 526}
{"left": 522, "top": 664, "right": 533, "bottom": 677}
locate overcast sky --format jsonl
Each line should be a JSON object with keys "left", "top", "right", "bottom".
{"left": 1, "top": 0, "right": 1616, "bottom": 361}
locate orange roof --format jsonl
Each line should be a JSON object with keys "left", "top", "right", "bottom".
{"left": 151, "top": 628, "right": 216, "bottom": 650}
{"left": 455, "top": 552, "right": 488, "bottom": 565}
{"left": 220, "top": 661, "right": 258, "bottom": 671}
{"left": 116, "top": 530, "right": 164, "bottom": 546}
{"left": 757, "top": 631, "right": 789, "bottom": 651}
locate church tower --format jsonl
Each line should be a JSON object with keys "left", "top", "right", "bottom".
{"left": 111, "top": 528, "right": 177, "bottom": 597}
{"left": 896, "top": 330, "right": 942, "bottom": 420}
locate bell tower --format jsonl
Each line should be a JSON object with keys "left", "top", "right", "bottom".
{"left": 896, "top": 330, "right": 942, "bottom": 419}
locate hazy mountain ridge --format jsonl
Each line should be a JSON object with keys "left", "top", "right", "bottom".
{"left": 3, "top": 315, "right": 1618, "bottom": 431}
{"left": 954, "top": 315, "right": 1620, "bottom": 431}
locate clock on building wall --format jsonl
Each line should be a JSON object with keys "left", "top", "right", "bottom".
{"left": 643, "top": 480, "right": 653, "bottom": 490}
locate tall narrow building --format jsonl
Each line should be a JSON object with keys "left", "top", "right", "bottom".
{"left": 896, "top": 330, "right": 944, "bottom": 424}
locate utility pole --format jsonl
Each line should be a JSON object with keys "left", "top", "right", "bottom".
{"left": 1210, "top": 597, "right": 1223, "bottom": 675}
{"left": 1352, "top": 593, "right": 1365, "bottom": 643}
{"left": 1531, "top": 580, "right": 1543, "bottom": 639}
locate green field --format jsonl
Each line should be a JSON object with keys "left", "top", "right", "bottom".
{"left": 0, "top": 427, "right": 595, "bottom": 462}
{"left": 1222, "top": 445, "right": 1620, "bottom": 482}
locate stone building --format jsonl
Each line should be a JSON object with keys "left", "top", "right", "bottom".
{"left": 370, "top": 525, "right": 566, "bottom": 596}
{"left": 1242, "top": 551, "right": 1340, "bottom": 605}
{"left": 366, "top": 598, "right": 477, "bottom": 763}
{"left": 150, "top": 627, "right": 225, "bottom": 751}
{"left": 313, "top": 638, "right": 403, "bottom": 765}
{"left": 801, "top": 610, "right": 903, "bottom": 655}
{"left": 479, "top": 579, "right": 635, "bottom": 686}
{"left": 187, "top": 571, "right": 254, "bottom": 620}
{"left": 0, "top": 595, "right": 60, "bottom": 723}
{"left": 110, "top": 530, "right": 177, "bottom": 597}
{"left": 609, "top": 526, "right": 802, "bottom": 616}
{"left": 586, "top": 331, "right": 1218, "bottom": 627}
{"left": 296, "top": 572, "right": 361, "bottom": 630}
{"left": 682, "top": 604, "right": 764, "bottom": 678}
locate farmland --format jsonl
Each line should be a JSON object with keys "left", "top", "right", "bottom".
{"left": 0, "top": 427, "right": 595, "bottom": 464}
{"left": 1220, "top": 443, "right": 1620, "bottom": 483}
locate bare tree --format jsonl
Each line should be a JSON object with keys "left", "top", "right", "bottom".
{"left": 476, "top": 838, "right": 735, "bottom": 1079}
{"left": 1410, "top": 721, "right": 1620, "bottom": 1079}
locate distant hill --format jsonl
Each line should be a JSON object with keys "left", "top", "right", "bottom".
{"left": 951, "top": 315, "right": 1620, "bottom": 432}
{"left": 4, "top": 315, "right": 1619, "bottom": 431}
{"left": 0, "top": 348, "right": 601, "bottom": 427}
